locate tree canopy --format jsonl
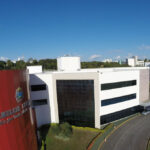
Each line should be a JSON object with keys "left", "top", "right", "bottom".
{"left": 0, "top": 58, "right": 129, "bottom": 70}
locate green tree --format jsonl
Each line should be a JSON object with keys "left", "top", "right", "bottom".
{"left": 15, "top": 60, "right": 26, "bottom": 69}
{"left": 0, "top": 61, "right": 6, "bottom": 70}
{"left": 39, "top": 59, "right": 57, "bottom": 70}
{"left": 32, "top": 59, "right": 38, "bottom": 65}
{"left": 6, "top": 60, "right": 14, "bottom": 69}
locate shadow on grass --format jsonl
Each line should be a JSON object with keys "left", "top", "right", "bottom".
{"left": 38, "top": 122, "right": 73, "bottom": 150}
{"left": 38, "top": 124, "right": 51, "bottom": 150}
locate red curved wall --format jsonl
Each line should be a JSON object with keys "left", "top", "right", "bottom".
{"left": 0, "top": 70, "right": 38, "bottom": 150}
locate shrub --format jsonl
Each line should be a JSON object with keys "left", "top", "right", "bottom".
{"left": 59, "top": 122, "right": 73, "bottom": 138}
{"left": 50, "top": 122, "right": 73, "bottom": 139}
{"left": 51, "top": 124, "right": 61, "bottom": 135}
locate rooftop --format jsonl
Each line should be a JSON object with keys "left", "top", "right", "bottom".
{"left": 32, "top": 67, "right": 150, "bottom": 75}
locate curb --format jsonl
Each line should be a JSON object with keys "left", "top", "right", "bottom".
{"left": 87, "top": 132, "right": 101, "bottom": 150}
{"left": 87, "top": 124, "right": 113, "bottom": 150}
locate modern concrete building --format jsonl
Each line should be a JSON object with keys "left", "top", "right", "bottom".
{"left": 127, "top": 58, "right": 135, "bottom": 67}
{"left": 127, "top": 56, "right": 144, "bottom": 67}
{"left": 28, "top": 57, "right": 150, "bottom": 129}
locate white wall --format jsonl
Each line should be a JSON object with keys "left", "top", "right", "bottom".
{"left": 57, "top": 57, "right": 81, "bottom": 71}
{"left": 99, "top": 70, "right": 139, "bottom": 116}
{"left": 27, "top": 66, "right": 42, "bottom": 74}
{"left": 29, "top": 73, "right": 57, "bottom": 127}
{"left": 127, "top": 58, "right": 135, "bottom": 67}
{"left": 137, "top": 61, "right": 144, "bottom": 66}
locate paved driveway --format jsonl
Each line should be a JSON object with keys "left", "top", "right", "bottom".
{"left": 101, "top": 114, "right": 150, "bottom": 150}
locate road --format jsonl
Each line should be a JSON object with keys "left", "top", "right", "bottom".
{"left": 100, "top": 114, "right": 150, "bottom": 150}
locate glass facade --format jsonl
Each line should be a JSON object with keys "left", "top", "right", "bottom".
{"left": 56, "top": 80, "right": 95, "bottom": 127}
{"left": 101, "top": 105, "right": 144, "bottom": 125}
{"left": 31, "top": 84, "right": 46, "bottom": 91}
{"left": 101, "top": 93, "right": 136, "bottom": 106}
{"left": 101, "top": 80, "right": 136, "bottom": 90}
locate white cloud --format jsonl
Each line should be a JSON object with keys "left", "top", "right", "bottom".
{"left": 12, "top": 60, "right": 17, "bottom": 63}
{"left": 115, "top": 56, "right": 121, "bottom": 60}
{"left": 138, "top": 44, "right": 150, "bottom": 50}
{"left": 17, "top": 56, "right": 25, "bottom": 61}
{"left": 0, "top": 56, "right": 8, "bottom": 61}
{"left": 89, "top": 54, "right": 101, "bottom": 60}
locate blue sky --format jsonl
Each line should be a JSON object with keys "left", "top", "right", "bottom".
{"left": 0, "top": 0, "right": 150, "bottom": 61}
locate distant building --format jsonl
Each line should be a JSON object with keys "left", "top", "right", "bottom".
{"left": 103, "top": 59, "right": 112, "bottom": 63}
{"left": 126, "top": 56, "right": 144, "bottom": 67}
{"left": 138, "top": 60, "right": 145, "bottom": 67}
{"left": 145, "top": 62, "right": 150, "bottom": 67}
{"left": 118, "top": 60, "right": 122, "bottom": 65}
{"left": 127, "top": 58, "right": 135, "bottom": 67}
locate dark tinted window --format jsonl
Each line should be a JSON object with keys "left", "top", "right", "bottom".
{"left": 101, "top": 105, "right": 144, "bottom": 125}
{"left": 101, "top": 93, "right": 136, "bottom": 106}
{"left": 56, "top": 80, "right": 95, "bottom": 127}
{"left": 31, "top": 84, "right": 46, "bottom": 91}
{"left": 101, "top": 80, "right": 136, "bottom": 90}
{"left": 32, "top": 99, "right": 47, "bottom": 106}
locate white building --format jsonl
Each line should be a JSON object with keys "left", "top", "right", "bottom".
{"left": 137, "top": 61, "right": 144, "bottom": 67}
{"left": 127, "top": 56, "right": 144, "bottom": 67}
{"left": 127, "top": 58, "right": 136, "bottom": 67}
{"left": 102, "top": 59, "right": 112, "bottom": 63}
{"left": 145, "top": 62, "right": 150, "bottom": 67}
{"left": 27, "top": 57, "right": 150, "bottom": 128}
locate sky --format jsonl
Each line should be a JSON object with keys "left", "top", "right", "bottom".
{"left": 0, "top": 0, "right": 150, "bottom": 61}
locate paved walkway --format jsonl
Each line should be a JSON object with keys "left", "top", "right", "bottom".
{"left": 101, "top": 114, "right": 150, "bottom": 150}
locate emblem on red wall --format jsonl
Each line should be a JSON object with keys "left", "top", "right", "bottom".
{"left": 16, "top": 87, "right": 23, "bottom": 103}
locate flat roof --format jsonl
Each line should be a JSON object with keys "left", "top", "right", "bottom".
{"left": 31, "top": 67, "right": 150, "bottom": 75}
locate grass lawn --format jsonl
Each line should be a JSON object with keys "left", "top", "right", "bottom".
{"left": 39, "top": 114, "right": 140, "bottom": 150}
{"left": 39, "top": 125, "right": 100, "bottom": 150}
